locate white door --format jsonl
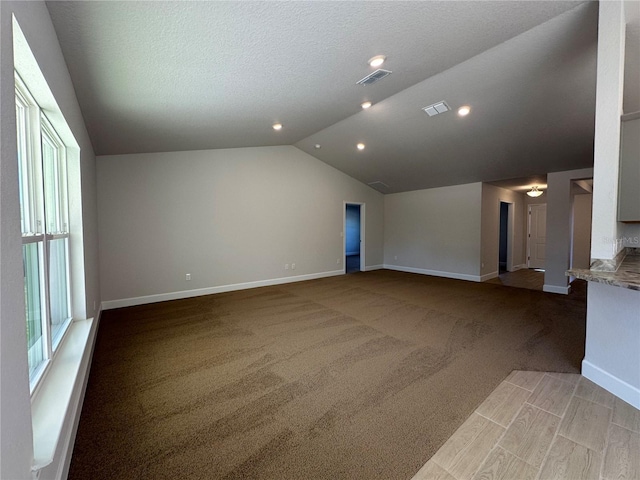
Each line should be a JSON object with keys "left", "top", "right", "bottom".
{"left": 528, "top": 204, "right": 547, "bottom": 269}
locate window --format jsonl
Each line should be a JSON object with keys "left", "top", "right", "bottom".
{"left": 15, "top": 74, "right": 72, "bottom": 389}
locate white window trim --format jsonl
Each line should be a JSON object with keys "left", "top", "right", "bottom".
{"left": 15, "top": 73, "right": 74, "bottom": 397}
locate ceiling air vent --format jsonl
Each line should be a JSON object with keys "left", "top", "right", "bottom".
{"left": 422, "top": 101, "right": 450, "bottom": 117}
{"left": 368, "top": 181, "right": 390, "bottom": 193}
{"left": 356, "top": 69, "right": 392, "bottom": 86}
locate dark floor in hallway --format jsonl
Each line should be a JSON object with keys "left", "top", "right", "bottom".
{"left": 486, "top": 268, "right": 545, "bottom": 291}
{"left": 346, "top": 254, "right": 360, "bottom": 273}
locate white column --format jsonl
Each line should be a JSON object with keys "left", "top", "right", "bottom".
{"left": 590, "top": 1, "right": 626, "bottom": 260}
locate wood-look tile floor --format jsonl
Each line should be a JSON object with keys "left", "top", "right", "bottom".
{"left": 412, "top": 371, "right": 640, "bottom": 480}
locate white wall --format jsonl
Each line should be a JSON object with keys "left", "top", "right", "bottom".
{"left": 583, "top": 282, "right": 640, "bottom": 409}
{"left": 571, "top": 193, "right": 593, "bottom": 270}
{"left": 97, "top": 146, "right": 384, "bottom": 305}
{"left": 543, "top": 167, "right": 594, "bottom": 294}
{"left": 591, "top": 0, "right": 625, "bottom": 260}
{"left": 0, "top": 1, "right": 100, "bottom": 479}
{"left": 480, "top": 184, "right": 526, "bottom": 278}
{"left": 383, "top": 183, "right": 483, "bottom": 281}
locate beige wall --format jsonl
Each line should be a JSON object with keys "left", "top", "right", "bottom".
{"left": 97, "top": 146, "right": 384, "bottom": 304}
{"left": 383, "top": 183, "right": 483, "bottom": 280}
{"left": 480, "top": 184, "right": 526, "bottom": 278}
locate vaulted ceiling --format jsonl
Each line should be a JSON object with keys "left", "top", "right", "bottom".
{"left": 46, "top": 1, "right": 638, "bottom": 193}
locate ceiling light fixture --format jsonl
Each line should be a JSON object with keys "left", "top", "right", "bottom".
{"left": 368, "top": 55, "right": 386, "bottom": 67}
{"left": 422, "top": 101, "right": 450, "bottom": 117}
{"left": 457, "top": 106, "right": 471, "bottom": 117}
{"left": 272, "top": 123, "right": 282, "bottom": 130}
{"left": 314, "top": 144, "right": 321, "bottom": 149}
{"left": 361, "top": 101, "right": 372, "bottom": 109}
{"left": 527, "top": 186, "right": 543, "bottom": 197}
{"left": 357, "top": 143, "right": 366, "bottom": 150}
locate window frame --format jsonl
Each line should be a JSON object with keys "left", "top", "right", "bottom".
{"left": 15, "top": 73, "right": 74, "bottom": 394}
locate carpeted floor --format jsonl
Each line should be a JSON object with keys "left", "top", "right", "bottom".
{"left": 69, "top": 270, "right": 587, "bottom": 480}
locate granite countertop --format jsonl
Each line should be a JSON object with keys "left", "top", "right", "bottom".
{"left": 567, "top": 248, "right": 640, "bottom": 291}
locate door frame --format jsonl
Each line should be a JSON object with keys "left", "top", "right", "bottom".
{"left": 343, "top": 202, "right": 365, "bottom": 273}
{"left": 527, "top": 203, "right": 547, "bottom": 268}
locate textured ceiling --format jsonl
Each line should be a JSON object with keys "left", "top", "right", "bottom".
{"left": 45, "top": 1, "right": 636, "bottom": 193}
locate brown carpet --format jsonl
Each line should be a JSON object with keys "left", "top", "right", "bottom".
{"left": 69, "top": 270, "right": 587, "bottom": 480}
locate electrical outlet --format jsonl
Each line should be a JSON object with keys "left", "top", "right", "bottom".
{"left": 186, "top": 273, "right": 191, "bottom": 281}
{"left": 292, "top": 263, "right": 296, "bottom": 270}
{"left": 394, "top": 255, "right": 398, "bottom": 261}
{"left": 337, "top": 258, "right": 340, "bottom": 264}
{"left": 285, "top": 264, "right": 289, "bottom": 270}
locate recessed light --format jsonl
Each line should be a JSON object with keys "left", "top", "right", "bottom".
{"left": 361, "top": 101, "right": 372, "bottom": 109}
{"left": 314, "top": 144, "right": 321, "bottom": 149}
{"left": 368, "top": 55, "right": 386, "bottom": 67}
{"left": 357, "top": 143, "right": 366, "bottom": 150}
{"left": 272, "top": 123, "right": 283, "bottom": 130}
{"left": 457, "top": 106, "right": 471, "bottom": 117}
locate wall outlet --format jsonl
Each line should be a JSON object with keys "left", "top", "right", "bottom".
{"left": 186, "top": 273, "right": 191, "bottom": 281}
{"left": 337, "top": 258, "right": 341, "bottom": 264}
{"left": 285, "top": 264, "right": 289, "bottom": 270}
{"left": 394, "top": 255, "right": 398, "bottom": 261}
{"left": 291, "top": 263, "right": 296, "bottom": 270}
{"left": 481, "top": 263, "right": 485, "bottom": 268}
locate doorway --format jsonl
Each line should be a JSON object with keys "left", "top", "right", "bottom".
{"left": 499, "top": 202, "right": 509, "bottom": 273}
{"left": 570, "top": 179, "right": 593, "bottom": 271}
{"left": 527, "top": 203, "right": 547, "bottom": 269}
{"left": 344, "top": 203, "right": 364, "bottom": 273}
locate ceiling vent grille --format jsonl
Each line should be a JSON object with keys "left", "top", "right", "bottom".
{"left": 422, "top": 101, "right": 450, "bottom": 117}
{"left": 368, "top": 181, "right": 390, "bottom": 193}
{"left": 356, "top": 69, "right": 392, "bottom": 86}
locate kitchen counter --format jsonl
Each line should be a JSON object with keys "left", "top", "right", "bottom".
{"left": 567, "top": 248, "right": 640, "bottom": 291}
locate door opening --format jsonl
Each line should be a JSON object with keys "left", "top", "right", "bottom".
{"left": 344, "top": 203, "right": 363, "bottom": 273}
{"left": 499, "top": 202, "right": 509, "bottom": 273}
{"left": 570, "top": 179, "right": 593, "bottom": 272}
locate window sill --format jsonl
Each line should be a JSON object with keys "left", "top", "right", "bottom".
{"left": 31, "top": 316, "right": 97, "bottom": 471}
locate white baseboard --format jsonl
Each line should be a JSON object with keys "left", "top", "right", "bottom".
{"left": 543, "top": 284, "right": 570, "bottom": 295}
{"left": 364, "top": 264, "right": 384, "bottom": 271}
{"left": 383, "top": 264, "right": 481, "bottom": 282}
{"left": 582, "top": 360, "right": 640, "bottom": 410}
{"left": 480, "top": 271, "right": 499, "bottom": 281}
{"left": 102, "top": 269, "right": 344, "bottom": 310}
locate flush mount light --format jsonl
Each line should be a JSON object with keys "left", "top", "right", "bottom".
{"left": 361, "top": 101, "right": 372, "bottom": 109}
{"left": 368, "top": 55, "right": 386, "bottom": 67}
{"left": 357, "top": 143, "right": 366, "bottom": 150}
{"left": 527, "top": 186, "right": 544, "bottom": 197}
{"left": 272, "top": 123, "right": 282, "bottom": 130}
{"left": 457, "top": 105, "right": 471, "bottom": 117}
